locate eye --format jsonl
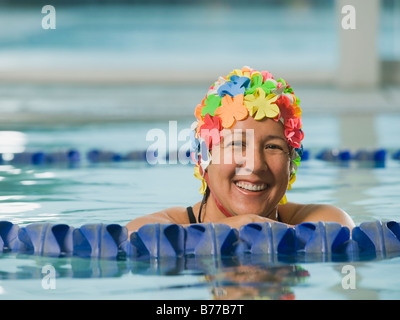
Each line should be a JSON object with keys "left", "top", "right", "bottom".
{"left": 265, "top": 144, "right": 289, "bottom": 155}
{"left": 265, "top": 144, "right": 283, "bottom": 150}
{"left": 228, "top": 140, "right": 246, "bottom": 148}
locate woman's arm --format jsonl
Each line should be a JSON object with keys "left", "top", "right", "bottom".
{"left": 126, "top": 207, "right": 188, "bottom": 233}
{"left": 280, "top": 202, "right": 355, "bottom": 229}
{"left": 126, "top": 212, "right": 288, "bottom": 235}
{"left": 126, "top": 202, "right": 355, "bottom": 234}
{"left": 210, "top": 203, "right": 355, "bottom": 230}
{"left": 126, "top": 211, "right": 175, "bottom": 233}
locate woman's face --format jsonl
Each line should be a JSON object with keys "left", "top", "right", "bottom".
{"left": 207, "top": 116, "right": 291, "bottom": 217}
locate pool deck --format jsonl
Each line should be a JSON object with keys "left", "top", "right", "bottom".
{"left": 0, "top": 69, "right": 399, "bottom": 126}
{"left": 0, "top": 84, "right": 400, "bottom": 128}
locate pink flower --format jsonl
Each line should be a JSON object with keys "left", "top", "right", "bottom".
{"left": 284, "top": 117, "right": 304, "bottom": 148}
{"left": 274, "top": 95, "right": 294, "bottom": 120}
{"left": 261, "top": 71, "right": 273, "bottom": 81}
{"left": 199, "top": 113, "right": 223, "bottom": 149}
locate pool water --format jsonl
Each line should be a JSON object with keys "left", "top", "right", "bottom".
{"left": 2, "top": 253, "right": 400, "bottom": 300}
{"left": 1, "top": 117, "right": 400, "bottom": 300}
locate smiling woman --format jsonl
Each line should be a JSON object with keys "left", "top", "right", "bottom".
{"left": 207, "top": 117, "right": 292, "bottom": 222}
{"left": 126, "top": 67, "right": 355, "bottom": 233}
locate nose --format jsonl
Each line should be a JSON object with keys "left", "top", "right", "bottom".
{"left": 235, "top": 144, "right": 267, "bottom": 176}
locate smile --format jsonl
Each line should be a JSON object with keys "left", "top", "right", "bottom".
{"left": 234, "top": 181, "right": 268, "bottom": 192}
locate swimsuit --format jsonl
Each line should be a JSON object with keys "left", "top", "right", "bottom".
{"left": 187, "top": 206, "right": 197, "bottom": 224}
{"left": 186, "top": 206, "right": 282, "bottom": 224}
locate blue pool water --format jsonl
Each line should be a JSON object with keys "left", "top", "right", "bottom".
{"left": 0, "top": 1, "right": 399, "bottom": 77}
{"left": 1, "top": 114, "right": 400, "bottom": 300}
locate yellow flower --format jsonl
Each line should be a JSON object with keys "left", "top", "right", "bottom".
{"left": 226, "top": 66, "right": 260, "bottom": 80}
{"left": 287, "top": 174, "right": 296, "bottom": 190}
{"left": 244, "top": 87, "right": 280, "bottom": 120}
{"left": 194, "top": 164, "right": 207, "bottom": 195}
{"left": 279, "top": 174, "right": 297, "bottom": 205}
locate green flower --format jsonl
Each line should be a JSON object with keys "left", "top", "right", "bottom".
{"left": 261, "top": 79, "right": 278, "bottom": 95}
{"left": 245, "top": 74, "right": 263, "bottom": 95}
{"left": 201, "top": 94, "right": 222, "bottom": 117}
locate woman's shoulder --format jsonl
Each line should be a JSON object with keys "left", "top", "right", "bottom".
{"left": 162, "top": 206, "right": 192, "bottom": 223}
{"left": 279, "top": 202, "right": 355, "bottom": 229}
{"left": 126, "top": 206, "right": 194, "bottom": 233}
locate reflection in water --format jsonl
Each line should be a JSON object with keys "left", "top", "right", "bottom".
{"left": 205, "top": 265, "right": 308, "bottom": 300}
{"left": 1, "top": 251, "right": 400, "bottom": 299}
{"left": 0, "top": 253, "right": 310, "bottom": 300}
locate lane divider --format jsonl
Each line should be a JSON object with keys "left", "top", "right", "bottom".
{"left": 0, "top": 148, "right": 398, "bottom": 166}
{"left": 1, "top": 220, "right": 399, "bottom": 262}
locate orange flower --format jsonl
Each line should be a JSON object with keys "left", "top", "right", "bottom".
{"left": 194, "top": 97, "right": 206, "bottom": 120}
{"left": 292, "top": 103, "right": 302, "bottom": 118}
{"left": 195, "top": 118, "right": 204, "bottom": 138}
{"left": 214, "top": 94, "right": 248, "bottom": 128}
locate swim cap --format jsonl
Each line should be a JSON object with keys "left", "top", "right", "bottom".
{"left": 190, "top": 66, "right": 304, "bottom": 205}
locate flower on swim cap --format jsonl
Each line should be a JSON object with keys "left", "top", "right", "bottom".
{"left": 191, "top": 66, "right": 304, "bottom": 204}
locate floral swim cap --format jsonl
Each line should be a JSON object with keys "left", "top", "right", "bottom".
{"left": 190, "top": 66, "right": 304, "bottom": 205}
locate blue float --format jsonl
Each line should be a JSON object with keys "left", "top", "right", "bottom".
{"left": 73, "top": 223, "right": 128, "bottom": 258}
{"left": 339, "top": 150, "right": 352, "bottom": 161}
{"left": 87, "top": 150, "right": 122, "bottom": 163}
{"left": 2, "top": 148, "right": 400, "bottom": 166}
{"left": 18, "top": 223, "right": 74, "bottom": 256}
{"left": 300, "top": 149, "right": 310, "bottom": 161}
{"left": 393, "top": 150, "right": 400, "bottom": 160}
{"left": 130, "top": 223, "right": 184, "bottom": 257}
{"left": 185, "top": 223, "right": 239, "bottom": 256}
{"left": 0, "top": 221, "right": 21, "bottom": 252}
{"left": 351, "top": 221, "right": 400, "bottom": 257}
{"left": 0, "top": 220, "right": 400, "bottom": 261}
{"left": 294, "top": 221, "right": 351, "bottom": 255}
{"left": 238, "top": 222, "right": 295, "bottom": 255}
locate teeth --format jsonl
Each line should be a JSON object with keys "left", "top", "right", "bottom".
{"left": 235, "top": 181, "right": 267, "bottom": 192}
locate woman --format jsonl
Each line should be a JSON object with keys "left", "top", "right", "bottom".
{"left": 127, "top": 67, "right": 355, "bottom": 232}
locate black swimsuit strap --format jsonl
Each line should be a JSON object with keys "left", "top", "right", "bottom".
{"left": 277, "top": 211, "right": 282, "bottom": 222}
{"left": 187, "top": 206, "right": 197, "bottom": 224}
